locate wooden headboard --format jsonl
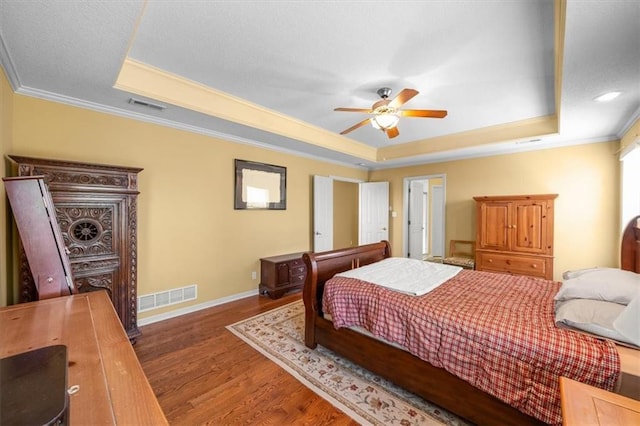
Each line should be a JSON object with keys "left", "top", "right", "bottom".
{"left": 621, "top": 215, "right": 640, "bottom": 273}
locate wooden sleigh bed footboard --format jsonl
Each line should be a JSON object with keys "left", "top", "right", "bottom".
{"left": 302, "top": 241, "right": 543, "bottom": 425}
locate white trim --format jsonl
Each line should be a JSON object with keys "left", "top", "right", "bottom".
{"left": 329, "top": 175, "right": 365, "bottom": 183}
{"left": 618, "top": 106, "right": 640, "bottom": 138}
{"left": 137, "top": 288, "right": 259, "bottom": 326}
{"left": 619, "top": 138, "right": 640, "bottom": 161}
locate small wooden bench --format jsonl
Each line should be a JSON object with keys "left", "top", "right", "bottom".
{"left": 442, "top": 240, "right": 476, "bottom": 269}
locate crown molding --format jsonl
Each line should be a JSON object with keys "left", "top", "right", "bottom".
{"left": 12, "top": 85, "right": 368, "bottom": 170}
{"left": 0, "top": 33, "right": 21, "bottom": 91}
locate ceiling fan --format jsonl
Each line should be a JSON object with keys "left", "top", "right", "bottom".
{"left": 334, "top": 87, "right": 447, "bottom": 139}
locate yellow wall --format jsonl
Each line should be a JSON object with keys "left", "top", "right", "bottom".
{"left": 333, "top": 180, "right": 358, "bottom": 249}
{"left": 0, "top": 67, "right": 12, "bottom": 306}
{"left": 0, "top": 64, "right": 625, "bottom": 313}
{"left": 371, "top": 142, "right": 621, "bottom": 280}
{"left": 6, "top": 92, "right": 367, "bottom": 315}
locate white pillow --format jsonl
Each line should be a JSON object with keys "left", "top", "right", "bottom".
{"left": 555, "top": 298, "right": 639, "bottom": 348}
{"left": 562, "top": 267, "right": 602, "bottom": 280}
{"left": 554, "top": 268, "right": 640, "bottom": 305}
{"left": 613, "top": 293, "right": 640, "bottom": 346}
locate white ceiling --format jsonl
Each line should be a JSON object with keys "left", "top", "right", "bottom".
{"left": 1, "top": 0, "right": 638, "bottom": 169}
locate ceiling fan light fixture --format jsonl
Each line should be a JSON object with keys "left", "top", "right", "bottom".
{"left": 371, "top": 113, "right": 400, "bottom": 130}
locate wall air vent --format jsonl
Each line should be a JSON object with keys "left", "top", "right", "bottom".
{"left": 127, "top": 97, "right": 167, "bottom": 111}
{"left": 138, "top": 284, "right": 197, "bottom": 312}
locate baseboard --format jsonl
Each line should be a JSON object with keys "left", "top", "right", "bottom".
{"left": 137, "top": 289, "right": 259, "bottom": 326}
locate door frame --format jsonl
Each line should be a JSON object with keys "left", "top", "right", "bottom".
{"left": 313, "top": 175, "right": 365, "bottom": 251}
{"left": 402, "top": 174, "right": 447, "bottom": 258}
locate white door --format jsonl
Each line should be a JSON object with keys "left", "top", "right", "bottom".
{"left": 313, "top": 175, "right": 333, "bottom": 252}
{"left": 430, "top": 185, "right": 445, "bottom": 257}
{"left": 408, "top": 180, "right": 425, "bottom": 259}
{"left": 359, "top": 182, "right": 389, "bottom": 245}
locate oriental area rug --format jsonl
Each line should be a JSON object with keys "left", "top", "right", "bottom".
{"left": 227, "top": 301, "right": 469, "bottom": 426}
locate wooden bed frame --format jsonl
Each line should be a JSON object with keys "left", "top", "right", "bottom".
{"left": 302, "top": 215, "right": 640, "bottom": 425}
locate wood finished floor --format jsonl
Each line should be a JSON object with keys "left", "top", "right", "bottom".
{"left": 135, "top": 292, "right": 359, "bottom": 425}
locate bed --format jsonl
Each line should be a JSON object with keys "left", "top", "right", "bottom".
{"left": 302, "top": 215, "right": 640, "bottom": 425}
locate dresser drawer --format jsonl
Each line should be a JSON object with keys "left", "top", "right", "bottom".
{"left": 290, "top": 272, "right": 306, "bottom": 285}
{"left": 289, "top": 258, "right": 304, "bottom": 268}
{"left": 289, "top": 264, "right": 306, "bottom": 277}
{"left": 477, "top": 252, "right": 548, "bottom": 278}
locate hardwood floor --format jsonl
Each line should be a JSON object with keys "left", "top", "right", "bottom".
{"left": 135, "top": 291, "right": 358, "bottom": 425}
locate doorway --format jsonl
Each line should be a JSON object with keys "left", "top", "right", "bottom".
{"left": 402, "top": 174, "right": 446, "bottom": 259}
{"left": 313, "top": 176, "right": 389, "bottom": 251}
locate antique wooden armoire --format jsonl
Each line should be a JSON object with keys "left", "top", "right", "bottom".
{"left": 8, "top": 156, "right": 143, "bottom": 339}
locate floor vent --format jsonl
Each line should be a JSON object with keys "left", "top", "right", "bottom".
{"left": 138, "top": 284, "right": 197, "bottom": 313}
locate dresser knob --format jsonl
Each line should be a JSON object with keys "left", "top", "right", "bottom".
{"left": 488, "top": 259, "right": 493, "bottom": 263}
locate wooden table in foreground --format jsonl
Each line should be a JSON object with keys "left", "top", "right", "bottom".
{"left": 0, "top": 291, "right": 167, "bottom": 425}
{"left": 560, "top": 376, "right": 640, "bottom": 425}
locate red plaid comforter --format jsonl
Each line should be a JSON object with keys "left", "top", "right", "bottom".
{"left": 323, "top": 269, "right": 620, "bottom": 425}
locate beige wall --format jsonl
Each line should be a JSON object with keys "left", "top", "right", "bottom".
{"left": 0, "top": 65, "right": 625, "bottom": 312}
{"left": 0, "top": 67, "right": 12, "bottom": 306}
{"left": 371, "top": 142, "right": 621, "bottom": 280}
{"left": 333, "top": 180, "right": 358, "bottom": 249}
{"left": 4, "top": 90, "right": 367, "bottom": 315}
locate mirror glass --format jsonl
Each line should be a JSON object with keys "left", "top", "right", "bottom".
{"left": 234, "top": 159, "right": 286, "bottom": 210}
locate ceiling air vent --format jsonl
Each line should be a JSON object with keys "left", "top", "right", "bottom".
{"left": 128, "top": 97, "right": 167, "bottom": 111}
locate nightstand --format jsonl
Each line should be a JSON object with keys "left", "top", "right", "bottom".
{"left": 559, "top": 376, "right": 640, "bottom": 425}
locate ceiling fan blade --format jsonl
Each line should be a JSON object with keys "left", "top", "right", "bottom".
{"left": 388, "top": 88, "right": 419, "bottom": 109}
{"left": 340, "top": 118, "right": 372, "bottom": 135}
{"left": 399, "top": 109, "right": 448, "bottom": 118}
{"left": 386, "top": 127, "right": 400, "bottom": 138}
{"left": 334, "top": 107, "right": 372, "bottom": 113}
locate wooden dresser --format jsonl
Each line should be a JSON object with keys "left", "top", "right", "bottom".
{"left": 259, "top": 252, "right": 307, "bottom": 299}
{"left": 474, "top": 194, "right": 557, "bottom": 280}
{"left": 0, "top": 291, "right": 168, "bottom": 424}
{"left": 8, "top": 155, "right": 143, "bottom": 339}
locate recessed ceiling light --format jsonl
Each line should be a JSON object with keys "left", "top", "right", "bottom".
{"left": 594, "top": 91, "right": 622, "bottom": 102}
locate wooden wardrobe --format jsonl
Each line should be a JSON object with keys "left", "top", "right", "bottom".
{"left": 8, "top": 156, "right": 143, "bottom": 339}
{"left": 474, "top": 194, "right": 557, "bottom": 280}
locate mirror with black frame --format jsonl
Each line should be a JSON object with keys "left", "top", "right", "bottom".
{"left": 234, "top": 159, "right": 286, "bottom": 210}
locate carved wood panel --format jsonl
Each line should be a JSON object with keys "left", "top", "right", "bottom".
{"left": 8, "top": 156, "right": 143, "bottom": 339}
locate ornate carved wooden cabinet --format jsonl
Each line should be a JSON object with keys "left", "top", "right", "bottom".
{"left": 474, "top": 194, "right": 558, "bottom": 280}
{"left": 9, "top": 156, "right": 143, "bottom": 339}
